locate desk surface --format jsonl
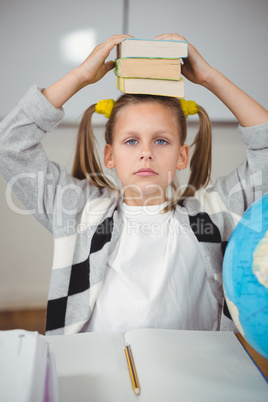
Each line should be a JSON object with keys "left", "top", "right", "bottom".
{"left": 46, "top": 330, "right": 268, "bottom": 402}
{"left": 237, "top": 334, "right": 268, "bottom": 380}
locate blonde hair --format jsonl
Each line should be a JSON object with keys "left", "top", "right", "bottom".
{"left": 72, "top": 94, "right": 212, "bottom": 209}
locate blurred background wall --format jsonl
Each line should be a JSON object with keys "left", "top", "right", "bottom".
{"left": 0, "top": 0, "right": 267, "bottom": 316}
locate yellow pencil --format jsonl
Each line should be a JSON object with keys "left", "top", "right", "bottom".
{"left": 124, "top": 344, "right": 140, "bottom": 395}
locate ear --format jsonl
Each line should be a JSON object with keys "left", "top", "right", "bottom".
{"left": 177, "top": 144, "right": 189, "bottom": 170}
{"left": 104, "top": 144, "right": 116, "bottom": 169}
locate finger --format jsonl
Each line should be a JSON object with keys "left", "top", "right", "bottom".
{"left": 104, "top": 60, "right": 115, "bottom": 73}
{"left": 93, "top": 34, "right": 133, "bottom": 54}
{"left": 102, "top": 34, "right": 134, "bottom": 48}
{"left": 96, "top": 34, "right": 134, "bottom": 59}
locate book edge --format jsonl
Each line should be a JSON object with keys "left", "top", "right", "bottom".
{"left": 120, "top": 38, "right": 188, "bottom": 44}
{"left": 116, "top": 76, "right": 184, "bottom": 97}
{"left": 115, "top": 58, "right": 181, "bottom": 80}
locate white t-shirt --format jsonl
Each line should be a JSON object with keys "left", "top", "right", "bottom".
{"left": 87, "top": 202, "right": 219, "bottom": 333}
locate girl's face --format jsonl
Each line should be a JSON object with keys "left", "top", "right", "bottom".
{"left": 104, "top": 102, "right": 189, "bottom": 206}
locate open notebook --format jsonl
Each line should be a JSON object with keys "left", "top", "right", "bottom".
{"left": 46, "top": 329, "right": 267, "bottom": 402}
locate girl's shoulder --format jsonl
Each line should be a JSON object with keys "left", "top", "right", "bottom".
{"left": 175, "top": 185, "right": 238, "bottom": 232}
{"left": 177, "top": 186, "right": 226, "bottom": 215}
{"left": 238, "top": 123, "right": 268, "bottom": 149}
{"left": 175, "top": 186, "right": 236, "bottom": 245}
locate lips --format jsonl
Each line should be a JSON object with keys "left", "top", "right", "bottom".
{"left": 134, "top": 168, "right": 158, "bottom": 177}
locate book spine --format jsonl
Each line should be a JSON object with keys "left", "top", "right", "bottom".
{"left": 115, "top": 59, "right": 121, "bottom": 76}
{"left": 116, "top": 76, "right": 125, "bottom": 92}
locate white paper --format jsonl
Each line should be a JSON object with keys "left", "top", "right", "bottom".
{"left": 125, "top": 329, "right": 268, "bottom": 402}
{"left": 46, "top": 332, "right": 136, "bottom": 402}
{"left": 0, "top": 329, "right": 48, "bottom": 402}
{"left": 46, "top": 329, "right": 268, "bottom": 402}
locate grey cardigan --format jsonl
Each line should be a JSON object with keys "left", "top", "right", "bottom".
{"left": 1, "top": 85, "right": 268, "bottom": 335}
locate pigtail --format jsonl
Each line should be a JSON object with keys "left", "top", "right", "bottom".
{"left": 72, "top": 104, "right": 115, "bottom": 189}
{"left": 182, "top": 105, "right": 212, "bottom": 198}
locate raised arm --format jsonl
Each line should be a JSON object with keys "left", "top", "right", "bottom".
{"left": 155, "top": 33, "right": 268, "bottom": 127}
{"left": 42, "top": 34, "right": 132, "bottom": 109}
{"left": 0, "top": 34, "right": 131, "bottom": 233}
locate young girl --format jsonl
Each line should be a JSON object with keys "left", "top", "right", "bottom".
{"left": 0, "top": 34, "right": 267, "bottom": 335}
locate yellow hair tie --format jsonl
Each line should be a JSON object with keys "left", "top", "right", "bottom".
{"left": 180, "top": 99, "right": 198, "bottom": 118}
{"left": 95, "top": 98, "right": 197, "bottom": 119}
{"left": 95, "top": 99, "right": 115, "bottom": 118}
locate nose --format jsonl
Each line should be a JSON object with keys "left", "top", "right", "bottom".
{"left": 140, "top": 144, "right": 153, "bottom": 160}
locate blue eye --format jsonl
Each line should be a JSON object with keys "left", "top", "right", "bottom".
{"left": 126, "top": 139, "right": 138, "bottom": 145}
{"left": 156, "top": 139, "right": 168, "bottom": 145}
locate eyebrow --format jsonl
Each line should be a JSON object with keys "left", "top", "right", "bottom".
{"left": 117, "top": 129, "right": 176, "bottom": 138}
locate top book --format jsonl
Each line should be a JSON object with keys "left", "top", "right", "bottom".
{"left": 116, "top": 38, "right": 188, "bottom": 59}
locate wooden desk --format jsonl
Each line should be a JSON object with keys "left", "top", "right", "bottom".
{"left": 237, "top": 334, "right": 268, "bottom": 380}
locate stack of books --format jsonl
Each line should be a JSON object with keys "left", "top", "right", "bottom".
{"left": 115, "top": 38, "right": 188, "bottom": 97}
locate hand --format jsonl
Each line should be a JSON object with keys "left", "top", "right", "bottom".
{"left": 77, "top": 34, "right": 133, "bottom": 86}
{"left": 154, "top": 33, "right": 214, "bottom": 86}
{"left": 155, "top": 34, "right": 268, "bottom": 126}
{"left": 42, "top": 34, "right": 133, "bottom": 108}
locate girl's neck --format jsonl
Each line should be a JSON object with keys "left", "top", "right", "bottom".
{"left": 123, "top": 194, "right": 166, "bottom": 207}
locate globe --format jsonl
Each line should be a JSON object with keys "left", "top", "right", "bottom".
{"left": 223, "top": 193, "right": 268, "bottom": 358}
